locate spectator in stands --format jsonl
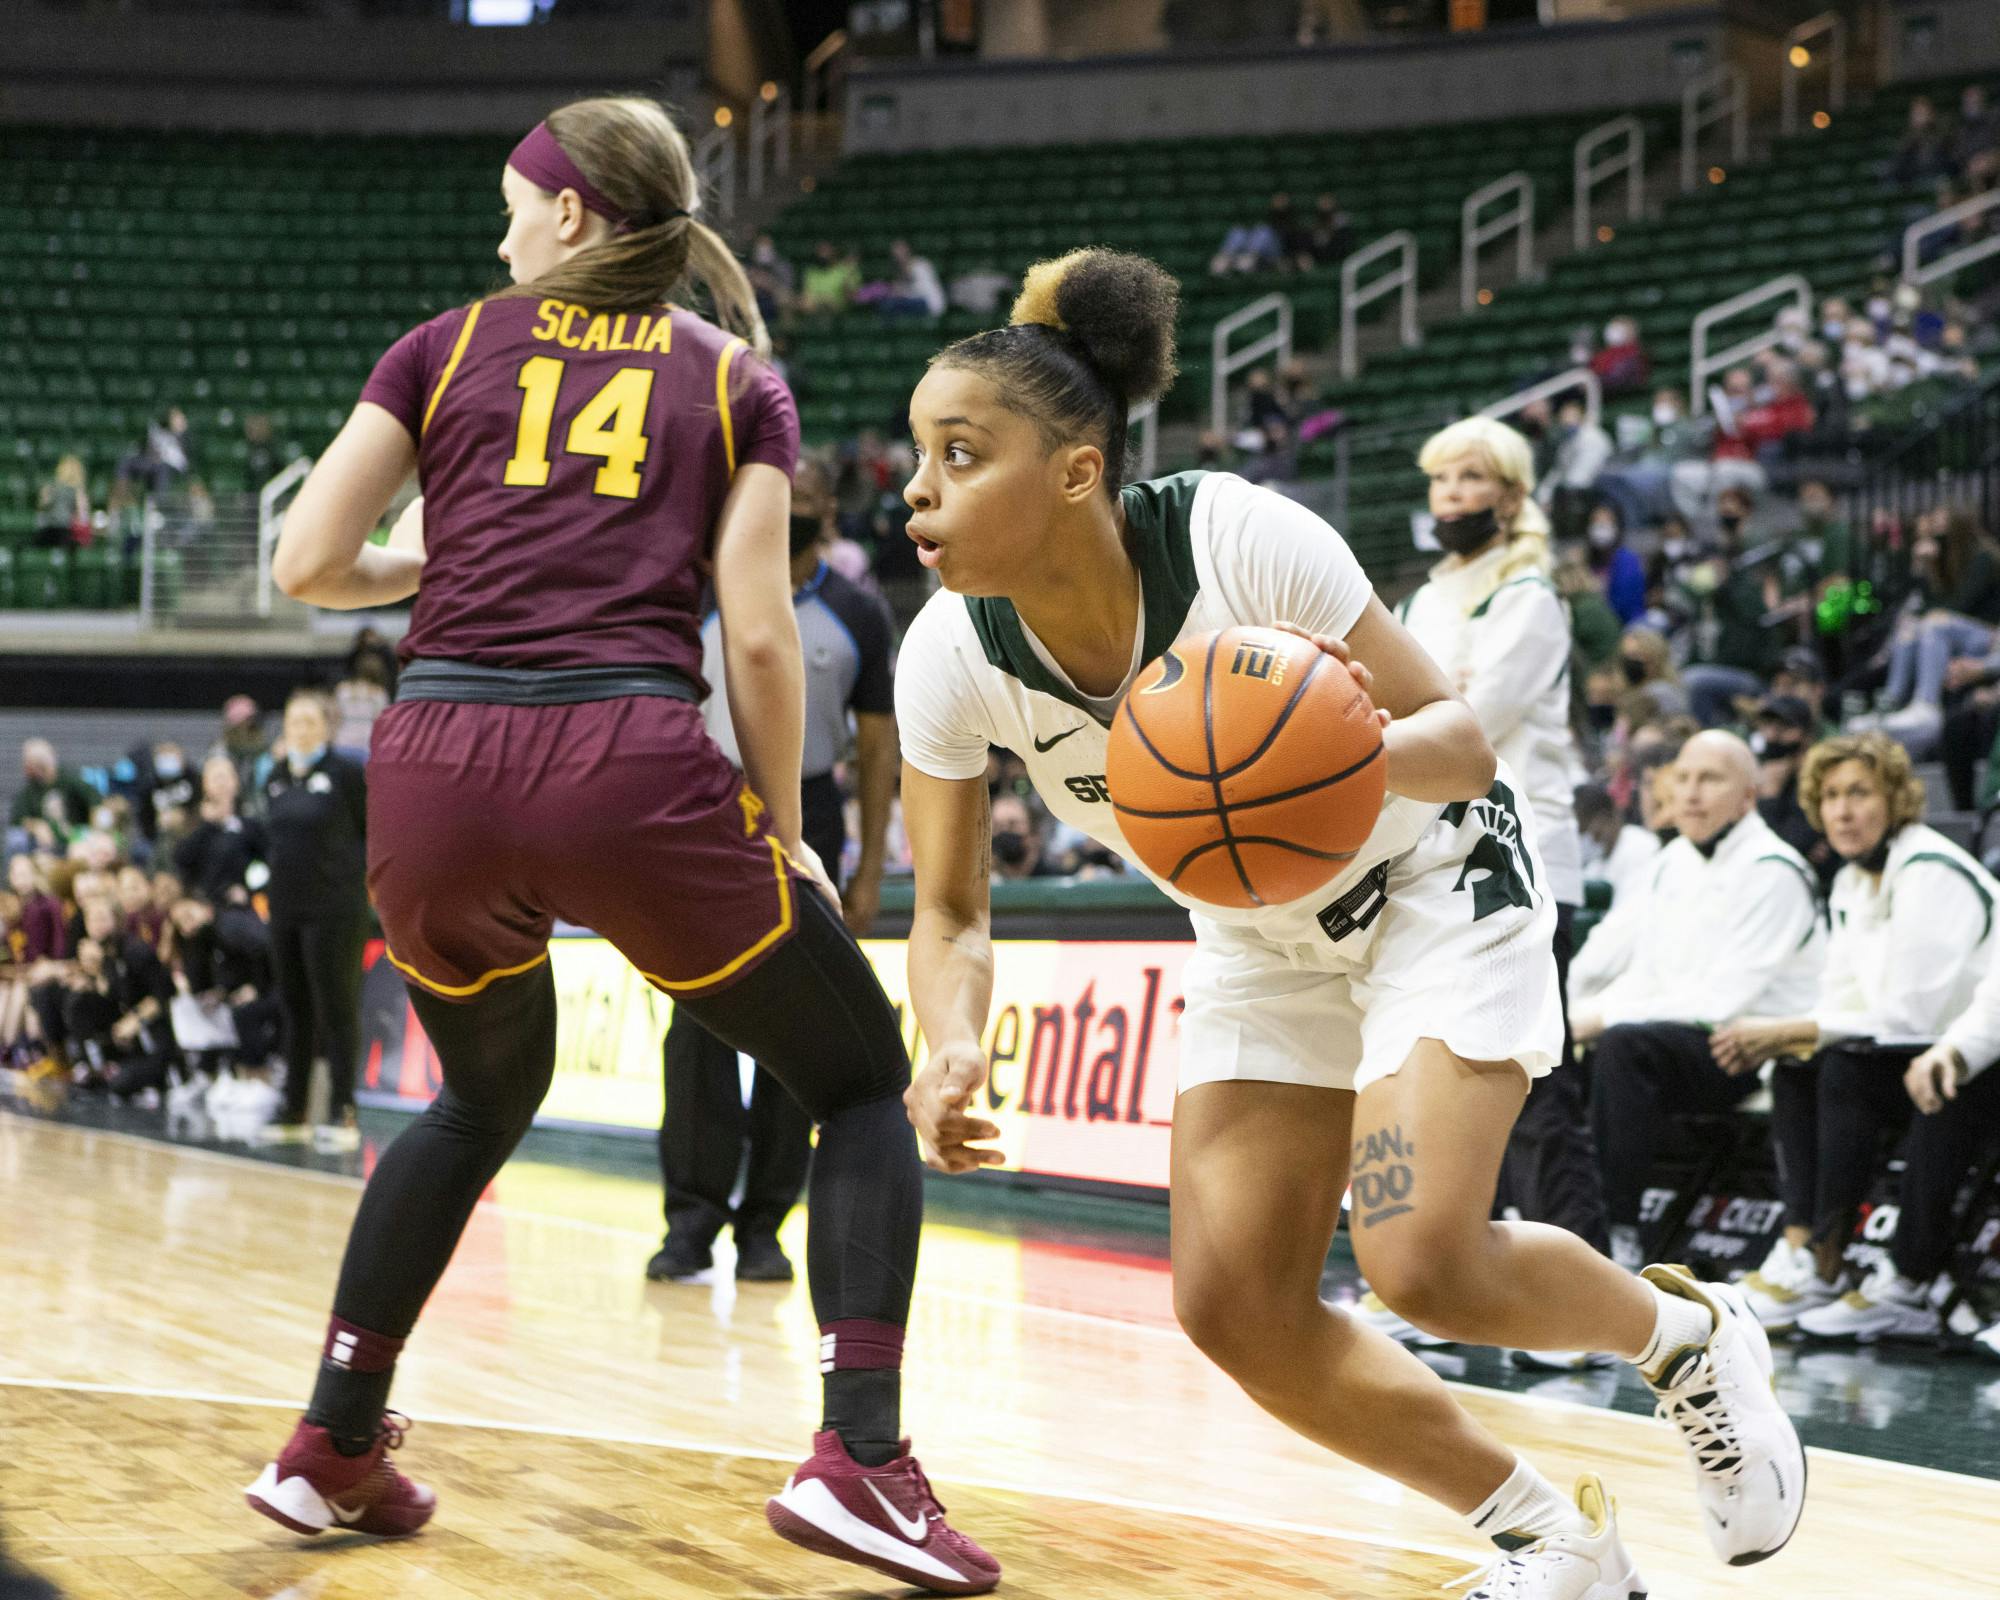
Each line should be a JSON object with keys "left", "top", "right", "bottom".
{"left": 991, "top": 793, "right": 1059, "bottom": 881}
{"left": 1571, "top": 731, "right": 1826, "bottom": 1269}
{"left": 1861, "top": 508, "right": 2000, "bottom": 748}
{"left": 1581, "top": 505, "right": 1647, "bottom": 624}
{"left": 1534, "top": 397, "right": 1613, "bottom": 540}
{"left": 1300, "top": 191, "right": 1352, "bottom": 269}
{"left": 1678, "top": 486, "right": 1786, "bottom": 726}
{"left": 171, "top": 755, "right": 264, "bottom": 905}
{"left": 1706, "top": 732, "right": 1996, "bottom": 1334}
{"left": 1771, "top": 645, "right": 1832, "bottom": 732}
{"left": 799, "top": 240, "right": 861, "bottom": 314}
{"left": 34, "top": 455, "right": 91, "bottom": 549}
{"left": 1209, "top": 195, "right": 1288, "bottom": 275}
{"left": 1749, "top": 694, "right": 1839, "bottom": 890}
{"left": 117, "top": 863, "right": 164, "bottom": 951}
{"left": 878, "top": 239, "right": 946, "bottom": 320}
{"left": 1615, "top": 626, "right": 1688, "bottom": 720}
{"left": 7, "top": 854, "right": 67, "bottom": 976}
{"left": 10, "top": 741, "right": 96, "bottom": 836}
{"left": 255, "top": 690, "right": 369, "bottom": 1155}
{"left": 333, "top": 654, "right": 391, "bottom": 761}
{"left": 948, "top": 263, "right": 1016, "bottom": 316}
{"left": 745, "top": 233, "right": 796, "bottom": 324}
{"left": 61, "top": 896, "right": 175, "bottom": 1101}
{"left": 208, "top": 695, "right": 273, "bottom": 816}
{"left": 1595, "top": 387, "right": 1699, "bottom": 534}
{"left": 145, "top": 741, "right": 198, "bottom": 850}
{"left": 1575, "top": 782, "right": 1661, "bottom": 905}
{"left": 1958, "top": 84, "right": 1998, "bottom": 172}
{"left": 1589, "top": 316, "right": 1650, "bottom": 398}
{"left": 146, "top": 407, "right": 194, "bottom": 491}
{"left": 1891, "top": 95, "right": 1956, "bottom": 187}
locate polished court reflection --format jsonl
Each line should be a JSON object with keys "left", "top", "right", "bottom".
{"left": 2, "top": 1110, "right": 1996, "bottom": 1599}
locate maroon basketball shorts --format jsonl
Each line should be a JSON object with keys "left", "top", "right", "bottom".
{"left": 366, "top": 696, "right": 806, "bottom": 1003}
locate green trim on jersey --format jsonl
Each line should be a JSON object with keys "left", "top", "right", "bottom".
{"left": 1468, "top": 573, "right": 1559, "bottom": 621}
{"left": 1903, "top": 850, "right": 1995, "bottom": 943}
{"left": 964, "top": 469, "right": 1207, "bottom": 723}
{"left": 1755, "top": 852, "right": 1824, "bottom": 948}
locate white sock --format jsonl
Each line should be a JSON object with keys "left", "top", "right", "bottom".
{"left": 1635, "top": 1282, "right": 1716, "bottom": 1380}
{"left": 1467, "top": 1457, "right": 1587, "bottom": 1548}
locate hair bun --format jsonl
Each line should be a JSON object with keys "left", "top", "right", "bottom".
{"left": 1010, "top": 248, "right": 1179, "bottom": 407}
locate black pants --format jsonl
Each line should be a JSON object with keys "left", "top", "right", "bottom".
{"left": 327, "top": 881, "right": 917, "bottom": 1342}
{"left": 1943, "top": 697, "right": 1998, "bottom": 813}
{"left": 1894, "top": 1064, "right": 2000, "bottom": 1280}
{"left": 656, "top": 781, "right": 845, "bottom": 1250}
{"left": 1591, "top": 1021, "right": 1762, "bottom": 1229}
{"left": 271, "top": 910, "right": 369, "bottom": 1124}
{"left": 1769, "top": 1046, "right": 1916, "bottom": 1252}
{"left": 1496, "top": 903, "right": 1611, "bottom": 1253}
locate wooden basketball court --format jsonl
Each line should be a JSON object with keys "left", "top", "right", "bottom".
{"left": 3, "top": 1114, "right": 1993, "bottom": 1599}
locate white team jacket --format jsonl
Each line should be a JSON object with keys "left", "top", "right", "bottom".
{"left": 1398, "top": 544, "right": 1586, "bottom": 906}
{"left": 1568, "top": 809, "right": 1825, "bottom": 1028}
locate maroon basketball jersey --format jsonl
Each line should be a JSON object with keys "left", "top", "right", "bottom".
{"left": 359, "top": 296, "right": 799, "bottom": 683}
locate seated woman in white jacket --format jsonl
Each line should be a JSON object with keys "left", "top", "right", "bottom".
{"left": 1374, "top": 416, "right": 1611, "bottom": 1372}
{"left": 1712, "top": 731, "right": 1999, "bottom": 1339}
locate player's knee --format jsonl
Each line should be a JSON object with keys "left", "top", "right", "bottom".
{"left": 1173, "top": 1254, "right": 1306, "bottom": 1373}
{"left": 1355, "top": 1227, "right": 1484, "bottom": 1337}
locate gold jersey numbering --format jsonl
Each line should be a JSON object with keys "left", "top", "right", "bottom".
{"left": 503, "top": 356, "right": 657, "bottom": 500}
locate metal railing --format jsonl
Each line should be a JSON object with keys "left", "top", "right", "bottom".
{"left": 1574, "top": 115, "right": 1644, "bottom": 252}
{"left": 1323, "top": 410, "right": 1454, "bottom": 539}
{"left": 747, "top": 92, "right": 793, "bottom": 200}
{"left": 1689, "top": 273, "right": 1812, "bottom": 414}
{"left": 802, "top": 29, "right": 849, "bottom": 158}
{"left": 1460, "top": 172, "right": 1534, "bottom": 314}
{"left": 1339, "top": 230, "right": 1419, "bottom": 380}
{"left": 255, "top": 455, "right": 312, "bottom": 617}
{"left": 1210, "top": 293, "right": 1293, "bottom": 435}
{"left": 1480, "top": 366, "right": 1602, "bottom": 430}
{"left": 1129, "top": 399, "right": 1159, "bottom": 482}
{"left": 1681, "top": 64, "right": 1747, "bottom": 193}
{"left": 139, "top": 490, "right": 266, "bottom": 627}
{"left": 693, "top": 124, "right": 738, "bottom": 222}
{"left": 1780, "top": 11, "right": 1847, "bottom": 137}
{"left": 1902, "top": 189, "right": 2000, "bottom": 288}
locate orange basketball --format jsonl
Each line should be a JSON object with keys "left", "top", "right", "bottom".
{"left": 1105, "top": 626, "right": 1386, "bottom": 909}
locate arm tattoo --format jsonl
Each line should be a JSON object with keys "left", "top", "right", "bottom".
{"left": 1351, "top": 1123, "right": 1416, "bottom": 1229}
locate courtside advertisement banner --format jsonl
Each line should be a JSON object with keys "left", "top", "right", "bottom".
{"left": 359, "top": 935, "right": 1187, "bottom": 1192}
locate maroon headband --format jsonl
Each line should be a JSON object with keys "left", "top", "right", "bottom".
{"left": 508, "top": 122, "right": 650, "bottom": 232}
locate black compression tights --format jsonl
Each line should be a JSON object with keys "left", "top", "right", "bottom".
{"left": 310, "top": 887, "right": 920, "bottom": 1456}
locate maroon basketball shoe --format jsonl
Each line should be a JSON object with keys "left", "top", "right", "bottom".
{"left": 766, "top": 1430, "right": 999, "bottom": 1595}
{"left": 245, "top": 1412, "right": 436, "bottom": 1538}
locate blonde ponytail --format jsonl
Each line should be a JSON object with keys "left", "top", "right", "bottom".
{"left": 683, "top": 219, "right": 770, "bottom": 357}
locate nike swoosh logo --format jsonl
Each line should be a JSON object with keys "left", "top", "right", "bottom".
{"left": 865, "top": 1480, "right": 931, "bottom": 1543}
{"left": 329, "top": 1502, "right": 366, "bottom": 1526}
{"left": 1143, "top": 648, "right": 1186, "bottom": 694}
{"left": 1033, "top": 726, "right": 1085, "bottom": 753}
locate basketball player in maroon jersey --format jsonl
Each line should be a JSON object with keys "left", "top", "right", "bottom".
{"left": 241, "top": 98, "right": 997, "bottom": 1595}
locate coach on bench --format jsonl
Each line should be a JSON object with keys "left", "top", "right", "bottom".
{"left": 1705, "top": 731, "right": 1997, "bottom": 1335}
{"left": 1569, "top": 730, "right": 1827, "bottom": 1270}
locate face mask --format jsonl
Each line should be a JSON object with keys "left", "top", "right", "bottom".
{"left": 1620, "top": 657, "right": 1648, "bottom": 686}
{"left": 154, "top": 755, "right": 183, "bottom": 779}
{"left": 789, "top": 513, "right": 824, "bottom": 559}
{"left": 1718, "top": 514, "right": 1744, "bottom": 536}
{"left": 991, "top": 831, "right": 1030, "bottom": 869}
{"left": 1663, "top": 536, "right": 1689, "bottom": 562}
{"left": 1433, "top": 507, "right": 1501, "bottom": 558}
{"left": 1821, "top": 320, "right": 1845, "bottom": 342}
{"left": 1652, "top": 403, "right": 1679, "bottom": 427}
{"left": 288, "top": 745, "right": 325, "bottom": 776}
{"left": 1867, "top": 297, "right": 1892, "bottom": 323}
{"left": 1588, "top": 521, "right": 1618, "bottom": 549}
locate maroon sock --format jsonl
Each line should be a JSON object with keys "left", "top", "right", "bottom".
{"left": 819, "top": 1320, "right": 904, "bottom": 1467}
{"left": 306, "top": 1316, "right": 405, "bottom": 1454}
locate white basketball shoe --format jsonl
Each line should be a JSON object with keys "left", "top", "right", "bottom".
{"left": 1640, "top": 1264, "right": 1807, "bottom": 1567}
{"left": 1737, "top": 1237, "right": 1844, "bottom": 1332}
{"left": 1795, "top": 1262, "right": 1942, "bottom": 1344}
{"left": 1448, "top": 1475, "right": 1647, "bottom": 1600}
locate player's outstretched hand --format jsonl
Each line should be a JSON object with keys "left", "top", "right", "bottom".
{"left": 1270, "top": 622, "right": 1389, "bottom": 730}
{"left": 905, "top": 1043, "right": 1004, "bottom": 1175}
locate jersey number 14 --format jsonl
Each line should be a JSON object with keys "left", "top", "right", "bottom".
{"left": 503, "top": 355, "right": 656, "bottom": 500}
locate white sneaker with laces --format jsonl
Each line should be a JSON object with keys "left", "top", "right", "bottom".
{"left": 1795, "top": 1263, "right": 1941, "bottom": 1344}
{"left": 1640, "top": 1264, "right": 1807, "bottom": 1567}
{"left": 313, "top": 1119, "right": 362, "bottom": 1155}
{"left": 1738, "top": 1238, "right": 1843, "bottom": 1332}
{"left": 1352, "top": 1288, "right": 1450, "bottom": 1348}
{"left": 1448, "top": 1475, "right": 1646, "bottom": 1600}
{"left": 1975, "top": 1322, "right": 2000, "bottom": 1364}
